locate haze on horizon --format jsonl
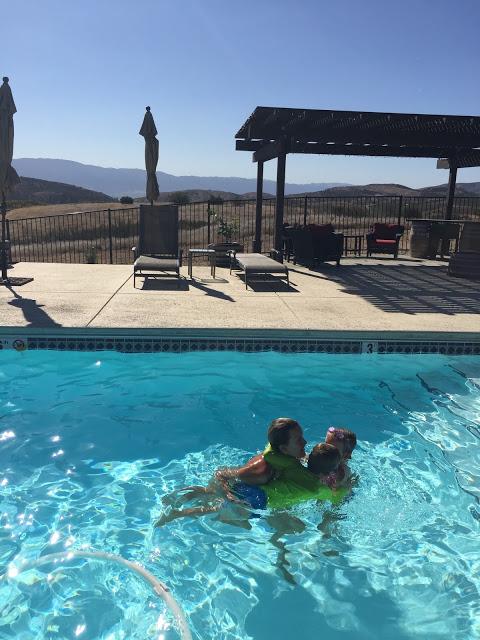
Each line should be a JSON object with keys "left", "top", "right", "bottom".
{"left": 4, "top": 0, "right": 480, "bottom": 188}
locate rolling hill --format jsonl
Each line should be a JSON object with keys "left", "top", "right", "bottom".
{"left": 9, "top": 176, "right": 114, "bottom": 208}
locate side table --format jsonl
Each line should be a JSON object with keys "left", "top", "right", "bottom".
{"left": 343, "top": 234, "right": 363, "bottom": 256}
{"left": 188, "top": 248, "right": 216, "bottom": 280}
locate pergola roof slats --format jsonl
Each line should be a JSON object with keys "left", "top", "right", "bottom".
{"left": 236, "top": 106, "right": 480, "bottom": 160}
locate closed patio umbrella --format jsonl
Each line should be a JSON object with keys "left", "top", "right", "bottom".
{"left": 139, "top": 106, "right": 160, "bottom": 204}
{"left": 0, "top": 77, "right": 32, "bottom": 286}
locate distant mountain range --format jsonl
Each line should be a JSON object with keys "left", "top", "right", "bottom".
{"left": 12, "top": 158, "right": 346, "bottom": 198}
{"left": 9, "top": 158, "right": 480, "bottom": 208}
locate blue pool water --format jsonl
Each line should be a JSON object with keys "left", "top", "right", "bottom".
{"left": 0, "top": 350, "right": 479, "bottom": 640}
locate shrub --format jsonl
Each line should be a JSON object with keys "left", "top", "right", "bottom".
{"left": 84, "top": 245, "right": 99, "bottom": 264}
{"left": 119, "top": 196, "right": 134, "bottom": 205}
{"left": 169, "top": 191, "right": 191, "bottom": 205}
{"left": 208, "top": 195, "right": 224, "bottom": 204}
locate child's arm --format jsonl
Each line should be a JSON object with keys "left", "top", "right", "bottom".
{"left": 331, "top": 463, "right": 352, "bottom": 488}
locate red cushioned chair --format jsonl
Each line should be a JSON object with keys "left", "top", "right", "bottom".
{"left": 366, "top": 223, "right": 404, "bottom": 259}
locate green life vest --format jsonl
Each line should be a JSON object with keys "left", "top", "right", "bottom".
{"left": 262, "top": 443, "right": 348, "bottom": 509}
{"left": 262, "top": 477, "right": 348, "bottom": 509}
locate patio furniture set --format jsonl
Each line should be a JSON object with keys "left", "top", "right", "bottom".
{"left": 282, "top": 222, "right": 404, "bottom": 266}
{"left": 133, "top": 205, "right": 480, "bottom": 289}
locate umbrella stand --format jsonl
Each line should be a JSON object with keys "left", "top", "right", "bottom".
{"left": 0, "top": 191, "right": 33, "bottom": 286}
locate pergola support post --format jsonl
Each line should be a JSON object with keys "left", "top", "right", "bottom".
{"left": 253, "top": 161, "right": 264, "bottom": 252}
{"left": 274, "top": 153, "right": 286, "bottom": 254}
{"left": 445, "top": 163, "right": 457, "bottom": 221}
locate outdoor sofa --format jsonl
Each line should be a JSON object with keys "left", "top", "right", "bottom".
{"left": 286, "top": 224, "right": 343, "bottom": 268}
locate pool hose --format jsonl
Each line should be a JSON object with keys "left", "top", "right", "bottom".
{"left": 4, "top": 549, "right": 192, "bottom": 640}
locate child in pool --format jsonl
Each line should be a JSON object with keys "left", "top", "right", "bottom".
{"left": 306, "top": 443, "right": 342, "bottom": 488}
{"left": 325, "top": 427, "right": 357, "bottom": 487}
{"left": 155, "top": 417, "right": 308, "bottom": 526}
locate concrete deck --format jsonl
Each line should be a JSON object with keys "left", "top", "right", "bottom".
{"left": 1, "top": 258, "right": 480, "bottom": 333}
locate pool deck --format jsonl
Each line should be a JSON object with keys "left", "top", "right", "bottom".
{"left": 1, "top": 257, "right": 480, "bottom": 336}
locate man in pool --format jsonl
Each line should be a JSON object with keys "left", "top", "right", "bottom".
{"left": 155, "top": 417, "right": 308, "bottom": 526}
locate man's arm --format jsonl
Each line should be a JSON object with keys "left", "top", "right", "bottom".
{"left": 235, "top": 454, "right": 274, "bottom": 485}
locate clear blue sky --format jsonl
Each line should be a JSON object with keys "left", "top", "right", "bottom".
{"left": 4, "top": 0, "right": 480, "bottom": 187}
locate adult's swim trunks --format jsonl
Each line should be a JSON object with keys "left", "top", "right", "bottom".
{"left": 232, "top": 482, "right": 267, "bottom": 509}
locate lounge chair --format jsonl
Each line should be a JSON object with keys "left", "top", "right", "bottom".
{"left": 448, "top": 221, "right": 480, "bottom": 280}
{"left": 132, "top": 205, "right": 182, "bottom": 287}
{"left": 229, "top": 250, "right": 289, "bottom": 289}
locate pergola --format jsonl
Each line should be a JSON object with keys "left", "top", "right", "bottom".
{"left": 235, "top": 107, "right": 480, "bottom": 251}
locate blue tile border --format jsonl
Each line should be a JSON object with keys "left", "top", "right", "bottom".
{"left": 1, "top": 332, "right": 480, "bottom": 355}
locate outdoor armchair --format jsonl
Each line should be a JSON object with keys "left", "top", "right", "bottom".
{"left": 132, "top": 204, "right": 182, "bottom": 287}
{"left": 366, "top": 223, "right": 404, "bottom": 259}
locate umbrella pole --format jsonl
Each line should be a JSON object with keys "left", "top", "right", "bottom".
{"left": 0, "top": 191, "right": 33, "bottom": 287}
{"left": 1, "top": 191, "right": 8, "bottom": 282}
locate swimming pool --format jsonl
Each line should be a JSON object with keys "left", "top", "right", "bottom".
{"left": 0, "top": 350, "right": 479, "bottom": 639}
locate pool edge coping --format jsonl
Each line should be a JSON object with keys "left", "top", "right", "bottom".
{"left": 1, "top": 327, "right": 480, "bottom": 355}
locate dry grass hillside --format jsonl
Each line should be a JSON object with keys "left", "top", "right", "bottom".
{"left": 7, "top": 202, "right": 136, "bottom": 220}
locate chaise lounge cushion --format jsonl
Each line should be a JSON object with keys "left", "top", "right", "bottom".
{"left": 230, "top": 252, "right": 289, "bottom": 289}
{"left": 234, "top": 253, "right": 287, "bottom": 274}
{"left": 134, "top": 255, "right": 179, "bottom": 272}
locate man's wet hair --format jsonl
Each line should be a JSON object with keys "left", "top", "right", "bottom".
{"left": 268, "top": 417, "right": 300, "bottom": 452}
{"left": 307, "top": 443, "right": 341, "bottom": 475}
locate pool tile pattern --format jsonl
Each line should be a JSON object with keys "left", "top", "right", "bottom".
{"left": 2, "top": 335, "right": 479, "bottom": 355}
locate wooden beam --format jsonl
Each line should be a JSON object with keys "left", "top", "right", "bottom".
{"left": 237, "top": 139, "right": 472, "bottom": 159}
{"left": 253, "top": 140, "right": 287, "bottom": 163}
{"left": 253, "top": 161, "right": 264, "bottom": 253}
{"left": 274, "top": 153, "right": 286, "bottom": 253}
{"left": 236, "top": 139, "right": 268, "bottom": 152}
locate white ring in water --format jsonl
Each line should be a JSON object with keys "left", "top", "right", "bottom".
{"left": 4, "top": 549, "right": 192, "bottom": 640}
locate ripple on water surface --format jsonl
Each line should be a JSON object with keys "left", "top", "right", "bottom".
{"left": 0, "top": 351, "right": 479, "bottom": 639}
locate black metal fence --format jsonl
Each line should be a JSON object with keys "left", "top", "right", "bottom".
{"left": 7, "top": 196, "right": 480, "bottom": 264}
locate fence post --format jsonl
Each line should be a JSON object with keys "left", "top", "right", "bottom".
{"left": 107, "top": 208, "right": 113, "bottom": 264}
{"left": 397, "top": 195, "right": 403, "bottom": 225}
{"left": 6, "top": 219, "right": 12, "bottom": 264}
{"left": 207, "top": 204, "right": 211, "bottom": 245}
{"left": 303, "top": 195, "right": 308, "bottom": 226}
